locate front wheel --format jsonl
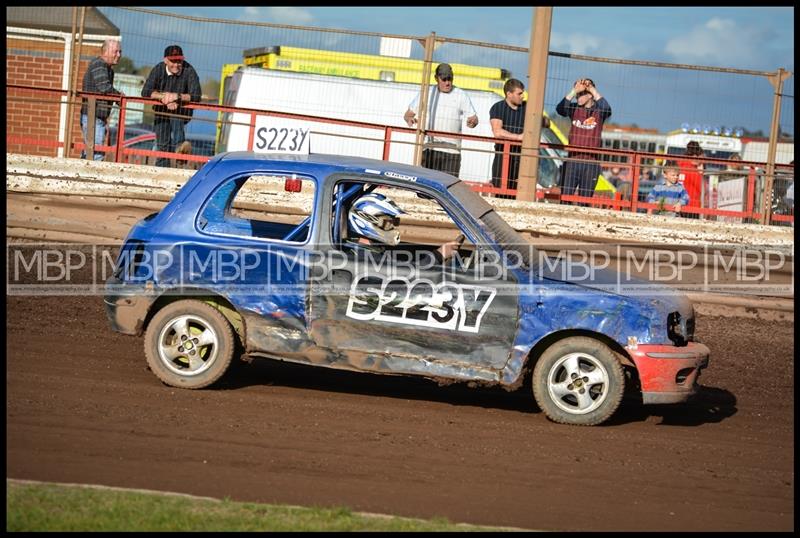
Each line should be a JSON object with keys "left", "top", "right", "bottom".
{"left": 144, "top": 300, "right": 236, "bottom": 389}
{"left": 532, "top": 337, "right": 625, "bottom": 426}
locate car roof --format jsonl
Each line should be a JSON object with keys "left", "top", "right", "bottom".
{"left": 217, "top": 152, "right": 461, "bottom": 188}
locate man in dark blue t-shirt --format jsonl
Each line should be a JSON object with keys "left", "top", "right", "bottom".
{"left": 489, "top": 78, "right": 526, "bottom": 197}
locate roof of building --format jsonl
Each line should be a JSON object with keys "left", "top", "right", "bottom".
{"left": 6, "top": 7, "right": 120, "bottom": 36}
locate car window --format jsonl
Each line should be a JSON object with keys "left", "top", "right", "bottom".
{"left": 198, "top": 174, "right": 316, "bottom": 243}
{"left": 334, "top": 181, "right": 472, "bottom": 257}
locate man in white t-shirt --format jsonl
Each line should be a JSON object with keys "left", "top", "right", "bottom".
{"left": 404, "top": 63, "right": 478, "bottom": 177}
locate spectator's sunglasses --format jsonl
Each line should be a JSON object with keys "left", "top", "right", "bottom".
{"left": 438, "top": 76, "right": 453, "bottom": 82}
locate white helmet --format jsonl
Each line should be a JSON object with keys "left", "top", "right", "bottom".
{"left": 348, "top": 193, "right": 405, "bottom": 245}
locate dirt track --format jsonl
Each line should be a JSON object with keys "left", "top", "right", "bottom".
{"left": 6, "top": 291, "right": 794, "bottom": 531}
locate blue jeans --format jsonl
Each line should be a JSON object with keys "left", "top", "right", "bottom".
{"left": 80, "top": 114, "right": 107, "bottom": 161}
{"left": 154, "top": 117, "right": 187, "bottom": 167}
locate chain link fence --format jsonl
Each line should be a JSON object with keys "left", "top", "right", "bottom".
{"left": 6, "top": 7, "right": 794, "bottom": 224}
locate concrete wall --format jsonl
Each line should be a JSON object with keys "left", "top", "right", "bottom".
{"left": 7, "top": 153, "right": 793, "bottom": 254}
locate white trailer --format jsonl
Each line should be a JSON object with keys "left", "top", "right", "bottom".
{"left": 218, "top": 67, "right": 564, "bottom": 187}
{"left": 741, "top": 141, "right": 794, "bottom": 165}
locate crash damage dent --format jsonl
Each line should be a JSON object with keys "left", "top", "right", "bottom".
{"left": 499, "top": 286, "right": 660, "bottom": 386}
{"left": 305, "top": 318, "right": 502, "bottom": 383}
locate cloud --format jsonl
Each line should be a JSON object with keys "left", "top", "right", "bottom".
{"left": 241, "top": 7, "right": 314, "bottom": 25}
{"left": 664, "top": 17, "right": 778, "bottom": 69}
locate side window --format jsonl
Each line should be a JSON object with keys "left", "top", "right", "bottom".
{"left": 199, "top": 174, "right": 316, "bottom": 243}
{"left": 336, "top": 182, "right": 471, "bottom": 256}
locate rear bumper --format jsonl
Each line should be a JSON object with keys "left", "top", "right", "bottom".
{"left": 626, "top": 342, "right": 710, "bottom": 404}
{"left": 104, "top": 277, "right": 155, "bottom": 336}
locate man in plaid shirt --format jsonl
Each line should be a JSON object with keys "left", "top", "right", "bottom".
{"left": 142, "top": 45, "right": 202, "bottom": 168}
{"left": 80, "top": 39, "right": 122, "bottom": 161}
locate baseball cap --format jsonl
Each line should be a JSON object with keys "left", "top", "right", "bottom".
{"left": 164, "top": 45, "right": 184, "bottom": 61}
{"left": 435, "top": 63, "right": 453, "bottom": 79}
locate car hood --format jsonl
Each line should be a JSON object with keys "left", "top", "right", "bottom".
{"left": 535, "top": 258, "right": 694, "bottom": 318}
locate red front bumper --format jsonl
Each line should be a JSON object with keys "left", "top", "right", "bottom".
{"left": 626, "top": 342, "right": 710, "bottom": 404}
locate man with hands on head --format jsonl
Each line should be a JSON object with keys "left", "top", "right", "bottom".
{"left": 556, "top": 77, "right": 612, "bottom": 201}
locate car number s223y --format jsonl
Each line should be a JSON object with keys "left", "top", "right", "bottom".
{"left": 254, "top": 126, "right": 310, "bottom": 153}
{"left": 345, "top": 274, "right": 496, "bottom": 333}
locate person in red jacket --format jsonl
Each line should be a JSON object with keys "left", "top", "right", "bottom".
{"left": 677, "top": 140, "right": 704, "bottom": 219}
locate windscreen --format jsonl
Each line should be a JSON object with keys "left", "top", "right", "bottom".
{"left": 448, "top": 181, "right": 537, "bottom": 269}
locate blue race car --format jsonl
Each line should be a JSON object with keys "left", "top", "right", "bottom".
{"left": 105, "top": 152, "right": 709, "bottom": 426}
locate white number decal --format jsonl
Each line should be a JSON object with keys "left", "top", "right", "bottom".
{"left": 345, "top": 275, "right": 496, "bottom": 333}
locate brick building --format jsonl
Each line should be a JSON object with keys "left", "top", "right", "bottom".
{"left": 6, "top": 7, "right": 120, "bottom": 157}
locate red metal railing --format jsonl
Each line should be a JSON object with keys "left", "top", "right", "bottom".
{"left": 6, "top": 83, "right": 794, "bottom": 225}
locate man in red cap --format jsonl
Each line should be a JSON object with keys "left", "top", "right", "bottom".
{"left": 142, "top": 44, "right": 202, "bottom": 167}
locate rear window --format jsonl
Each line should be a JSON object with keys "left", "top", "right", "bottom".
{"left": 198, "top": 174, "right": 316, "bottom": 243}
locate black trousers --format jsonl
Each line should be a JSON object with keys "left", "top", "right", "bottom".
{"left": 422, "top": 149, "right": 461, "bottom": 177}
{"left": 560, "top": 159, "right": 601, "bottom": 198}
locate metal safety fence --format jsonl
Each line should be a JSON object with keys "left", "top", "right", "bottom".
{"left": 7, "top": 83, "right": 794, "bottom": 226}
{"left": 5, "top": 6, "right": 794, "bottom": 226}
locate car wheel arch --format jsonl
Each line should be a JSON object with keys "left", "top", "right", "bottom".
{"left": 522, "top": 329, "right": 635, "bottom": 377}
{"left": 142, "top": 288, "right": 247, "bottom": 348}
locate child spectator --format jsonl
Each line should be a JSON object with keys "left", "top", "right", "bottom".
{"left": 647, "top": 163, "right": 690, "bottom": 217}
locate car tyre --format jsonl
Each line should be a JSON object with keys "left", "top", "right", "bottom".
{"left": 144, "top": 300, "right": 235, "bottom": 389}
{"left": 532, "top": 336, "right": 625, "bottom": 426}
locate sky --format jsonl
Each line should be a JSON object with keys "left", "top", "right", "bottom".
{"left": 100, "top": 6, "right": 794, "bottom": 137}
{"left": 233, "top": 6, "right": 795, "bottom": 72}
{"left": 129, "top": 6, "right": 795, "bottom": 71}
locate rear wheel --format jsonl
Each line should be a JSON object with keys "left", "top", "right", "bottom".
{"left": 532, "top": 337, "right": 625, "bottom": 426}
{"left": 144, "top": 300, "right": 235, "bottom": 389}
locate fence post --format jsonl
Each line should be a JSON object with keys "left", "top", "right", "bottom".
{"left": 65, "top": 6, "right": 86, "bottom": 159}
{"left": 760, "top": 67, "right": 791, "bottom": 225}
{"left": 413, "top": 32, "right": 435, "bottom": 167}
{"left": 382, "top": 127, "right": 392, "bottom": 161}
{"left": 247, "top": 112, "right": 257, "bottom": 151}
{"left": 501, "top": 141, "right": 510, "bottom": 195}
{"left": 630, "top": 154, "right": 641, "bottom": 214}
{"left": 60, "top": 7, "right": 77, "bottom": 158}
{"left": 86, "top": 97, "right": 96, "bottom": 159}
{"left": 517, "top": 6, "right": 552, "bottom": 202}
{"left": 746, "top": 166, "right": 756, "bottom": 221}
{"left": 115, "top": 96, "right": 127, "bottom": 163}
